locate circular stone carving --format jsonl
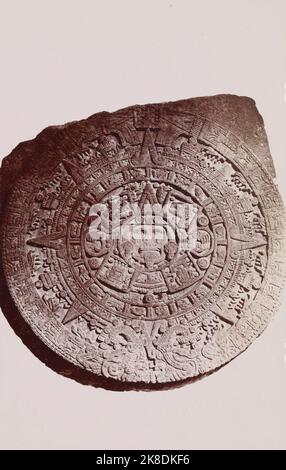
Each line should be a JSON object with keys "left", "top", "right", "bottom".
{"left": 1, "top": 103, "right": 286, "bottom": 385}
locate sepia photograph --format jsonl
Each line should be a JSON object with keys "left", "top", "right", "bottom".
{"left": 0, "top": 0, "right": 286, "bottom": 458}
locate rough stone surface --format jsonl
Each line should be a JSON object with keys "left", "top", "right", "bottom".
{"left": 0, "top": 95, "right": 285, "bottom": 389}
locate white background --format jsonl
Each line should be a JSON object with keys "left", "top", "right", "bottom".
{"left": 0, "top": 0, "right": 286, "bottom": 450}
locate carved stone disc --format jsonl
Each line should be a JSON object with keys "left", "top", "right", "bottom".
{"left": 1, "top": 96, "right": 285, "bottom": 386}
